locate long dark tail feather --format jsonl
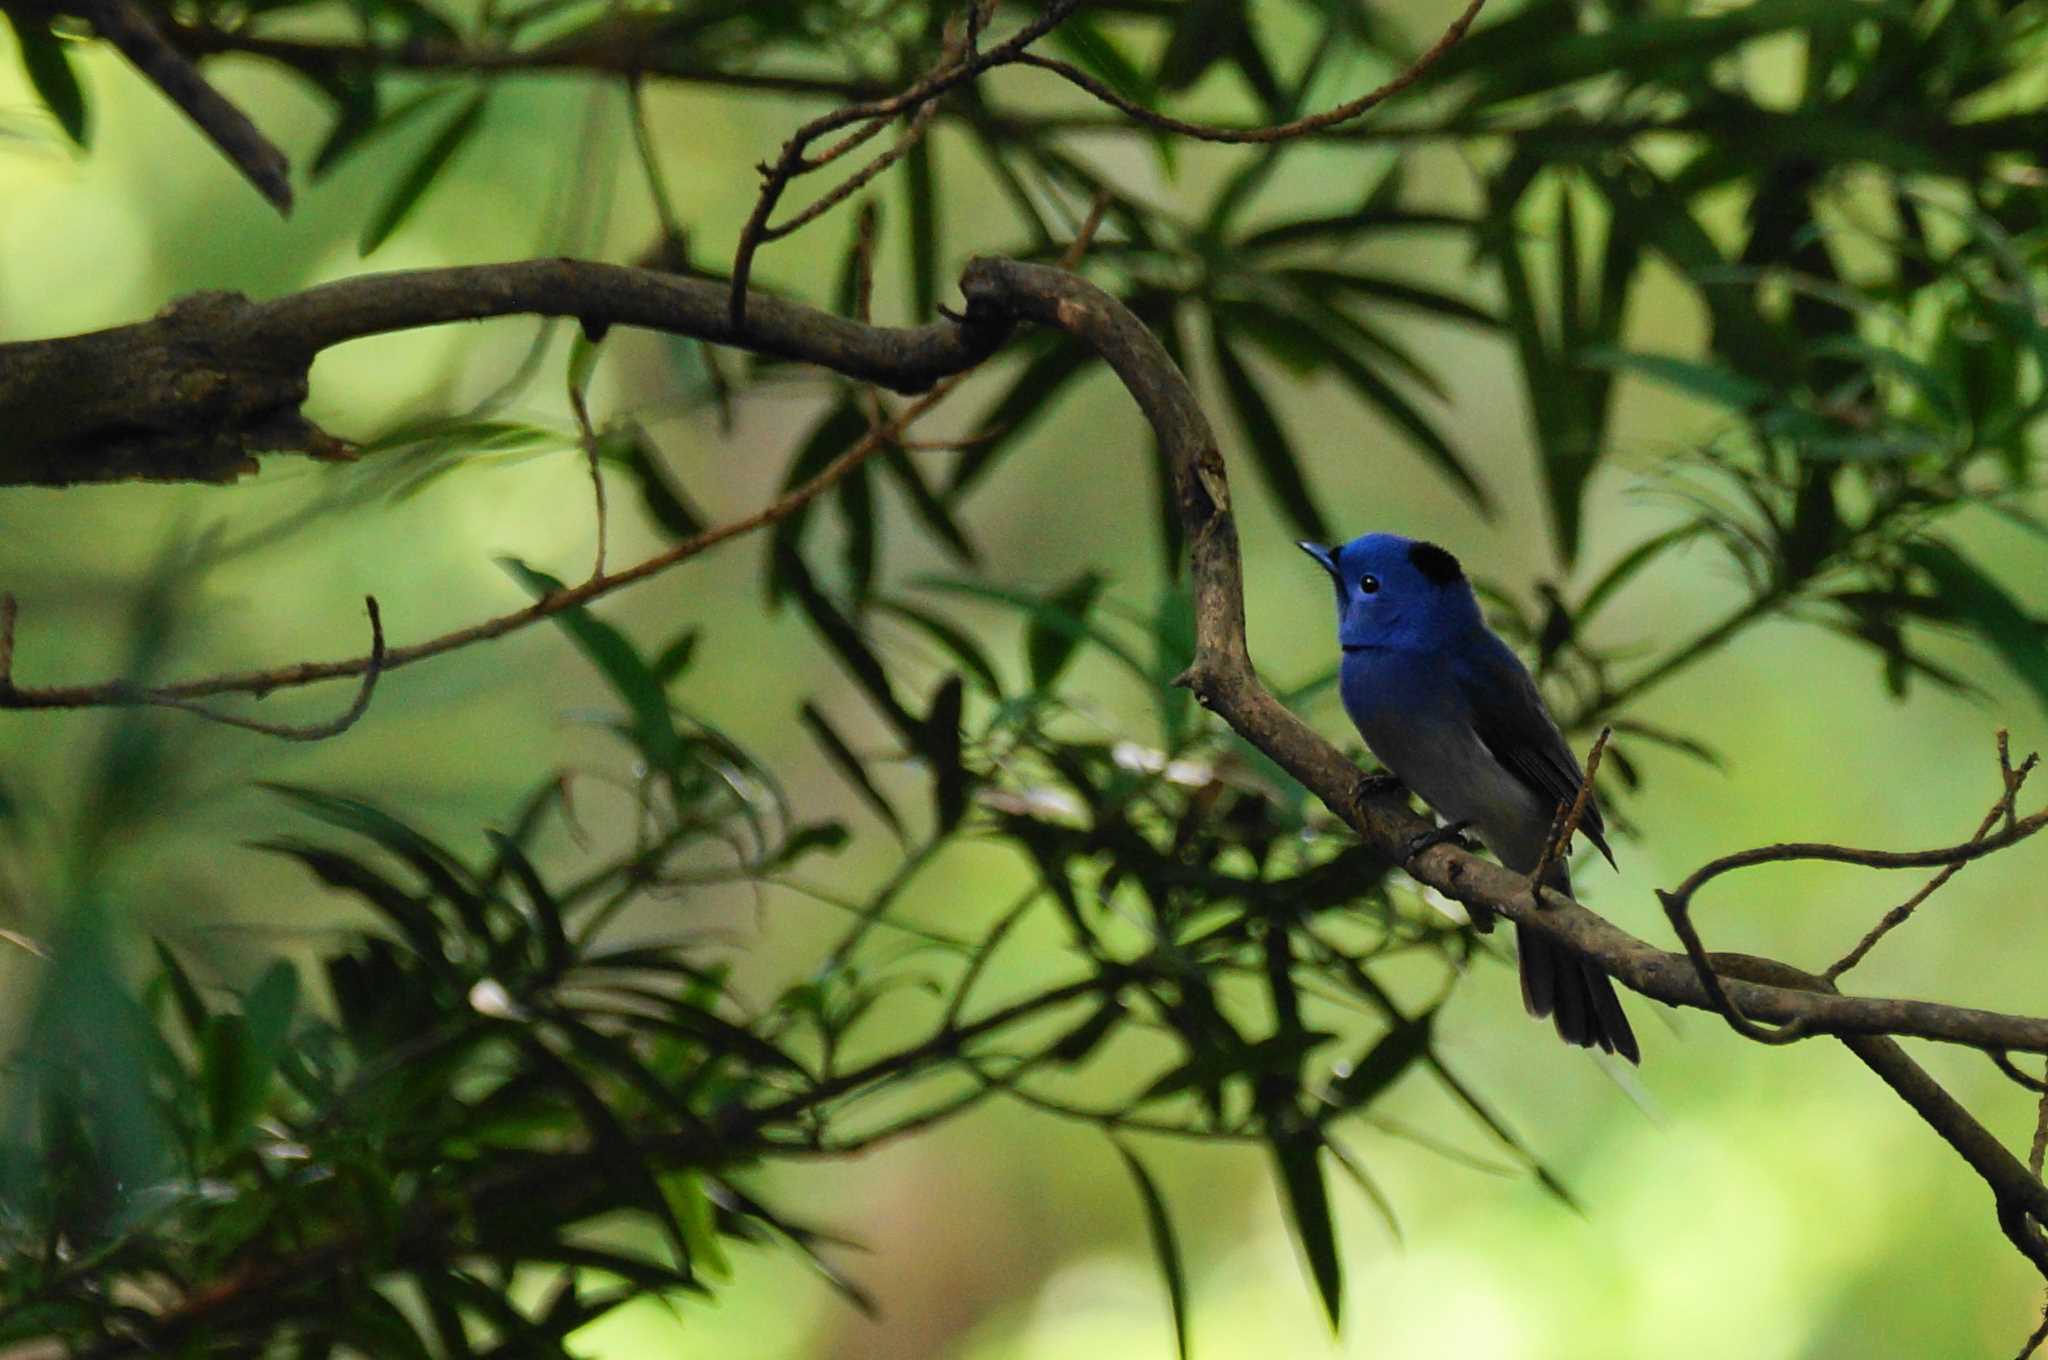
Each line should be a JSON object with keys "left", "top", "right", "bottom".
{"left": 1516, "top": 924, "right": 1639, "bottom": 1062}
{"left": 1516, "top": 862, "right": 1639, "bottom": 1063}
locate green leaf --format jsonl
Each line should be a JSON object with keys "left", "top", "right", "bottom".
{"left": 1028, "top": 571, "right": 1109, "bottom": 690}
{"left": 779, "top": 550, "right": 921, "bottom": 739}
{"left": 947, "top": 338, "right": 1095, "bottom": 498}
{"left": 661, "top": 1171, "right": 733, "bottom": 1280}
{"left": 879, "top": 443, "right": 976, "bottom": 562}
{"left": 201, "top": 965, "right": 294, "bottom": 1150}
{"left": 262, "top": 784, "right": 488, "bottom": 933}
{"left": 874, "top": 598, "right": 1003, "bottom": 695}
{"left": 1580, "top": 346, "right": 1775, "bottom": 410}
{"left": 1576, "top": 522, "right": 1708, "bottom": 622}
{"left": 13, "top": 21, "right": 87, "bottom": 146}
{"left": 1210, "top": 319, "right": 1329, "bottom": 543}
{"left": 486, "top": 831, "right": 569, "bottom": 972}
{"left": 258, "top": 838, "right": 453, "bottom": 974}
{"left": 917, "top": 574, "right": 1151, "bottom": 685}
{"left": 502, "top": 559, "right": 686, "bottom": 778}
{"left": 152, "top": 939, "right": 211, "bottom": 1045}
{"left": 652, "top": 628, "right": 700, "bottom": 684}
{"left": 1904, "top": 541, "right": 2048, "bottom": 715}
{"left": 360, "top": 89, "right": 490, "bottom": 255}
{"left": 836, "top": 461, "right": 877, "bottom": 601}
{"left": 769, "top": 401, "right": 871, "bottom": 605}
{"left": 1114, "top": 1140, "right": 1192, "bottom": 1360}
{"left": 1270, "top": 1129, "right": 1342, "bottom": 1328}
{"left": 1272, "top": 268, "right": 1498, "bottom": 330}
{"left": 800, "top": 701, "right": 905, "bottom": 839}
{"left": 905, "top": 137, "right": 938, "bottom": 321}
{"left": 1156, "top": 0, "right": 1240, "bottom": 91}
{"left": 922, "top": 675, "right": 969, "bottom": 833}
{"left": 599, "top": 421, "right": 706, "bottom": 542}
{"left": 1328, "top": 1009, "right": 1433, "bottom": 1110}
{"left": 1226, "top": 300, "right": 1488, "bottom": 512}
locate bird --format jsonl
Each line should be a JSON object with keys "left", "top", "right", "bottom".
{"left": 1299, "top": 532, "right": 1639, "bottom": 1063}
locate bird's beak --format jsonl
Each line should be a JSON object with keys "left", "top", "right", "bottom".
{"left": 1297, "top": 540, "right": 1338, "bottom": 579}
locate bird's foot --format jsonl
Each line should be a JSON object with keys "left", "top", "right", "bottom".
{"left": 1403, "top": 819, "right": 1475, "bottom": 865}
{"left": 1352, "top": 772, "right": 1405, "bottom": 813}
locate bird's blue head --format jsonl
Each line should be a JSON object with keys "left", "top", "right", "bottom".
{"left": 1298, "top": 532, "right": 1485, "bottom": 652}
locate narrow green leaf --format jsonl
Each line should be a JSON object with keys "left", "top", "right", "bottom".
{"left": 360, "top": 89, "right": 490, "bottom": 255}
{"left": 652, "top": 628, "right": 700, "bottom": 684}
{"left": 1027, "top": 570, "right": 1109, "bottom": 690}
{"left": 904, "top": 137, "right": 938, "bottom": 320}
{"left": 1328, "top": 1010, "right": 1433, "bottom": 1109}
{"left": 780, "top": 550, "right": 921, "bottom": 739}
{"left": 800, "top": 701, "right": 905, "bottom": 839}
{"left": 1273, "top": 268, "right": 1498, "bottom": 330}
{"left": 947, "top": 339, "right": 1094, "bottom": 497}
{"left": 874, "top": 598, "right": 1003, "bottom": 695}
{"left": 1904, "top": 541, "right": 2048, "bottom": 715}
{"left": 1270, "top": 1129, "right": 1342, "bottom": 1328}
{"left": 922, "top": 675, "right": 969, "bottom": 833}
{"left": 1228, "top": 301, "right": 1488, "bottom": 512}
{"left": 152, "top": 939, "right": 211, "bottom": 1045}
{"left": 769, "top": 402, "right": 871, "bottom": 605}
{"left": 1210, "top": 320, "right": 1329, "bottom": 543}
{"left": 502, "top": 559, "right": 686, "bottom": 777}
{"left": 1114, "top": 1139, "right": 1192, "bottom": 1360}
{"left": 1576, "top": 522, "right": 1707, "bottom": 622}
{"left": 486, "top": 831, "right": 569, "bottom": 972}
{"left": 1580, "top": 346, "right": 1775, "bottom": 409}
{"left": 13, "top": 22, "right": 87, "bottom": 146}
{"left": 917, "top": 574, "right": 1151, "bottom": 684}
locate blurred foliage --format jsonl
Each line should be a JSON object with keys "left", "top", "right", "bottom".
{"left": 3, "top": 0, "right": 2048, "bottom": 1353}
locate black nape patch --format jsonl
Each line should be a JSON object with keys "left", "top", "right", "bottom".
{"left": 1407, "top": 540, "right": 1464, "bottom": 585}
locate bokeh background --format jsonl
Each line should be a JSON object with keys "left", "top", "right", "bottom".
{"left": 5, "top": 2, "right": 2048, "bottom": 1355}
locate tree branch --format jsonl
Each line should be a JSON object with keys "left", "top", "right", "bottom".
{"left": 0, "top": 258, "right": 1008, "bottom": 487}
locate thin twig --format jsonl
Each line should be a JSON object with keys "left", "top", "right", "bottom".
{"left": 567, "top": 367, "right": 608, "bottom": 579}
{"left": 1827, "top": 733, "right": 2039, "bottom": 981}
{"left": 2016, "top": 1302, "right": 2048, "bottom": 1360}
{"left": 1656, "top": 886, "right": 1812, "bottom": 1045}
{"left": 131, "top": 597, "right": 386, "bottom": 741}
{"left": 1529, "top": 725, "right": 1609, "bottom": 890}
{"left": 2031, "top": 1061, "right": 2048, "bottom": 1178}
{"left": 727, "top": 0, "right": 1088, "bottom": 325}
{"left": 1056, "top": 190, "right": 1113, "bottom": 271}
{"left": 3, "top": 381, "right": 967, "bottom": 716}
{"left": 1992, "top": 1050, "right": 2048, "bottom": 1094}
{"left": 1656, "top": 804, "right": 2048, "bottom": 1044}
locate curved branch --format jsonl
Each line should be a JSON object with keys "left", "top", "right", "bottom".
{"left": 953, "top": 256, "right": 2048, "bottom": 1063}
{"left": 0, "top": 258, "right": 1009, "bottom": 487}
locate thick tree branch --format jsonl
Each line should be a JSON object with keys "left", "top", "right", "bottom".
{"left": 0, "top": 259, "right": 1008, "bottom": 487}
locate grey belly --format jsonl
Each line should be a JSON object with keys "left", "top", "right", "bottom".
{"left": 1359, "top": 714, "right": 1553, "bottom": 873}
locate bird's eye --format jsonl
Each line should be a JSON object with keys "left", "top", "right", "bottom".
{"left": 1359, "top": 574, "right": 1381, "bottom": 595}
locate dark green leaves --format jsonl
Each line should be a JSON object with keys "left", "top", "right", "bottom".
{"left": 360, "top": 90, "right": 490, "bottom": 255}
{"left": 1115, "top": 1140, "right": 1191, "bottom": 1360}
{"left": 10, "top": 19, "right": 87, "bottom": 146}
{"left": 1905, "top": 541, "right": 2048, "bottom": 716}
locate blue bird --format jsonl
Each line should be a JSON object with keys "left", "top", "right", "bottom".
{"left": 1300, "top": 532, "right": 1638, "bottom": 1063}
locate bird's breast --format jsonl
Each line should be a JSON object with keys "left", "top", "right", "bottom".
{"left": 1338, "top": 648, "right": 1553, "bottom": 870}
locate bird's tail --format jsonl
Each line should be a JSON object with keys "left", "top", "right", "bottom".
{"left": 1516, "top": 863, "right": 1639, "bottom": 1063}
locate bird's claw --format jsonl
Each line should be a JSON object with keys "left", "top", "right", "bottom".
{"left": 1403, "top": 819, "right": 1475, "bottom": 865}
{"left": 1352, "top": 772, "right": 1405, "bottom": 810}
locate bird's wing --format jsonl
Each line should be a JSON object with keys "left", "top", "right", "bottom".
{"left": 1452, "top": 632, "right": 1615, "bottom": 867}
